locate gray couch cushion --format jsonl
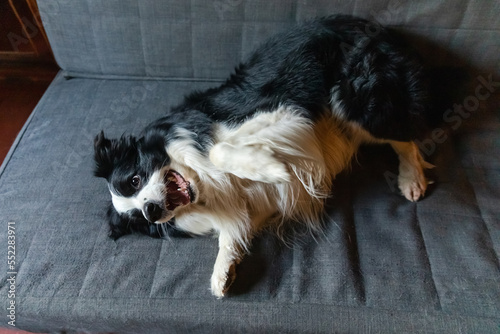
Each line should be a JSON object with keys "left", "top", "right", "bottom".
{"left": 1, "top": 0, "right": 499, "bottom": 332}
{"left": 0, "top": 72, "right": 499, "bottom": 332}
{"left": 38, "top": 0, "right": 500, "bottom": 79}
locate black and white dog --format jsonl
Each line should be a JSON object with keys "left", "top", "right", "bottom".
{"left": 94, "top": 15, "right": 434, "bottom": 298}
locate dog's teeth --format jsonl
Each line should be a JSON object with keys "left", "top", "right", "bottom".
{"left": 177, "top": 188, "right": 181, "bottom": 191}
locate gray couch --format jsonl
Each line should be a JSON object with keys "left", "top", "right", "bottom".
{"left": 1, "top": 0, "right": 499, "bottom": 332}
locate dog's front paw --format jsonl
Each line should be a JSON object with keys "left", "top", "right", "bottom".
{"left": 399, "top": 175, "right": 427, "bottom": 202}
{"left": 398, "top": 160, "right": 434, "bottom": 202}
{"left": 390, "top": 141, "right": 435, "bottom": 202}
{"left": 210, "top": 263, "right": 237, "bottom": 298}
{"left": 252, "top": 152, "right": 291, "bottom": 183}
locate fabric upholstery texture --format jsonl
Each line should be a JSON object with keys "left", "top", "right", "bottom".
{"left": 38, "top": 0, "right": 500, "bottom": 79}
{"left": 0, "top": 0, "right": 499, "bottom": 332}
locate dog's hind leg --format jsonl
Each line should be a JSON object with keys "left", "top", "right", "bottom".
{"left": 389, "top": 141, "right": 434, "bottom": 202}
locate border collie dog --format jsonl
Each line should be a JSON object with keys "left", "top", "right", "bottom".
{"left": 94, "top": 15, "right": 434, "bottom": 298}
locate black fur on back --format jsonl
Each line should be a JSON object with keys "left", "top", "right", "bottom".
{"left": 162, "top": 15, "right": 430, "bottom": 142}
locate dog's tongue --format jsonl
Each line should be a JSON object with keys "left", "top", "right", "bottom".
{"left": 166, "top": 171, "right": 190, "bottom": 211}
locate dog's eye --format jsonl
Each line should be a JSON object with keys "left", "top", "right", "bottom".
{"left": 131, "top": 175, "right": 141, "bottom": 189}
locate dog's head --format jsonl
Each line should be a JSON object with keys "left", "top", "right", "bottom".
{"left": 93, "top": 131, "right": 196, "bottom": 238}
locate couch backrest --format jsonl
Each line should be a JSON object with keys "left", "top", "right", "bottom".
{"left": 38, "top": 0, "right": 499, "bottom": 80}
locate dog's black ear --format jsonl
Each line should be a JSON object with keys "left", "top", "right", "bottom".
{"left": 93, "top": 131, "right": 138, "bottom": 179}
{"left": 94, "top": 131, "right": 114, "bottom": 179}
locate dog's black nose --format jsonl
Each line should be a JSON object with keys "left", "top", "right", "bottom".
{"left": 144, "top": 202, "right": 163, "bottom": 222}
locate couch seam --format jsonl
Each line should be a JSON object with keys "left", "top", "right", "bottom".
{"left": 14, "top": 294, "right": 500, "bottom": 321}
{"left": 415, "top": 203, "right": 442, "bottom": 311}
{"left": 62, "top": 70, "right": 225, "bottom": 82}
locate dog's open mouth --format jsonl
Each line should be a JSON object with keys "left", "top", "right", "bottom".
{"left": 165, "top": 170, "right": 194, "bottom": 211}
